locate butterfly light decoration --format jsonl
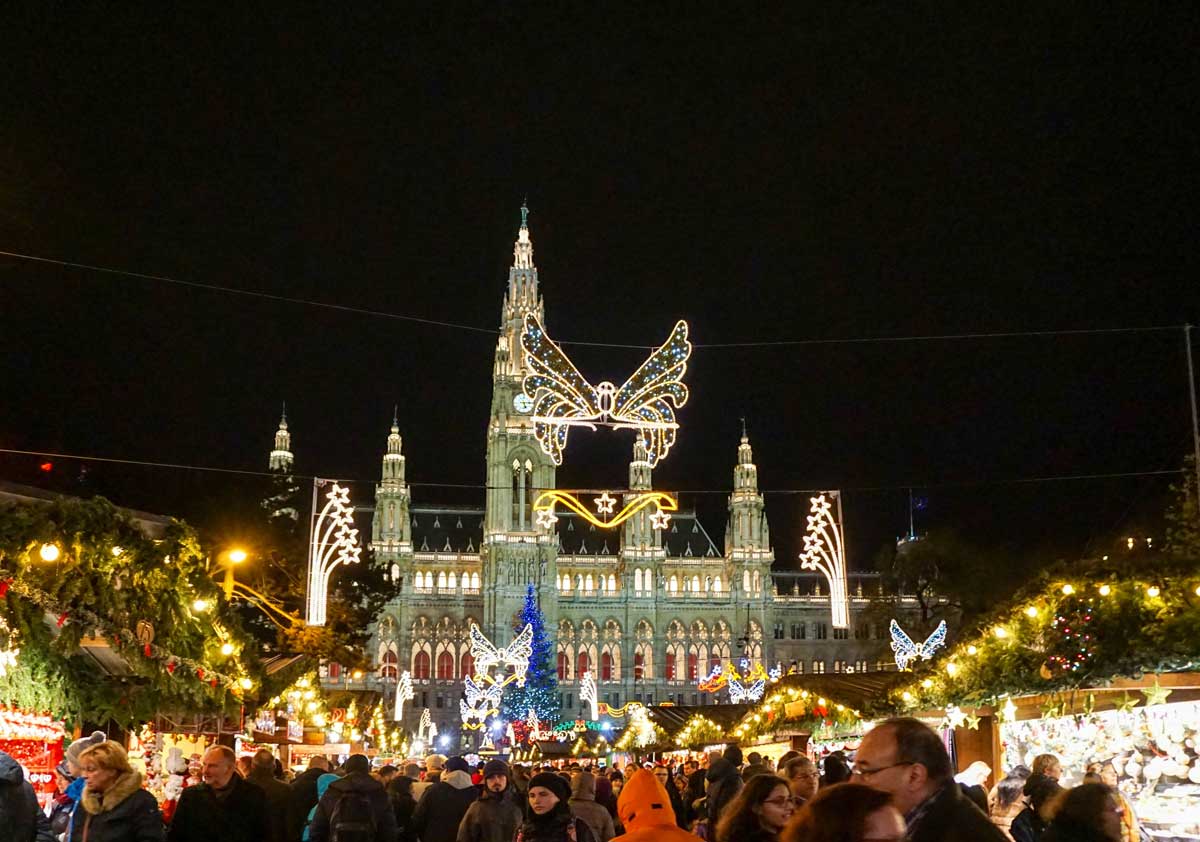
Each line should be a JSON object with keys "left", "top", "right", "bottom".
{"left": 469, "top": 623, "right": 534, "bottom": 688}
{"left": 460, "top": 675, "right": 504, "bottom": 728}
{"left": 889, "top": 619, "right": 948, "bottom": 671}
{"left": 520, "top": 314, "right": 691, "bottom": 467}
{"left": 727, "top": 676, "right": 767, "bottom": 703}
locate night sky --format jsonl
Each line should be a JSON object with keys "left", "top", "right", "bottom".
{"left": 3, "top": 7, "right": 1199, "bottom": 571}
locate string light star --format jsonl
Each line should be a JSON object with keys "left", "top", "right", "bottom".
{"left": 650, "top": 510, "right": 671, "bottom": 530}
{"left": 964, "top": 712, "right": 981, "bottom": 730}
{"left": 944, "top": 705, "right": 967, "bottom": 729}
{"left": 1115, "top": 691, "right": 1138, "bottom": 713}
{"left": 594, "top": 493, "right": 616, "bottom": 517}
{"left": 535, "top": 508, "right": 558, "bottom": 528}
{"left": 799, "top": 492, "right": 850, "bottom": 628}
{"left": 1142, "top": 677, "right": 1172, "bottom": 707}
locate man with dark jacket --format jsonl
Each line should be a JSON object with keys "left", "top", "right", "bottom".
{"left": 456, "top": 759, "right": 523, "bottom": 842}
{"left": 290, "top": 756, "right": 331, "bottom": 841}
{"left": 0, "top": 751, "right": 55, "bottom": 842}
{"left": 851, "top": 718, "right": 1007, "bottom": 842}
{"left": 248, "top": 750, "right": 292, "bottom": 842}
{"left": 703, "top": 749, "right": 743, "bottom": 827}
{"left": 168, "top": 746, "right": 269, "bottom": 842}
{"left": 308, "top": 754, "right": 397, "bottom": 842}
{"left": 412, "top": 757, "right": 478, "bottom": 842}
{"left": 740, "top": 752, "right": 769, "bottom": 781}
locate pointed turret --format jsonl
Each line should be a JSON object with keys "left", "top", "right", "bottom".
{"left": 269, "top": 404, "right": 293, "bottom": 472}
{"left": 372, "top": 410, "right": 411, "bottom": 550}
{"left": 725, "top": 426, "right": 772, "bottom": 556}
{"left": 495, "top": 203, "right": 546, "bottom": 379}
{"left": 623, "top": 438, "right": 662, "bottom": 554}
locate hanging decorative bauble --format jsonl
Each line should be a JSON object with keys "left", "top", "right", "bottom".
{"left": 1039, "top": 663, "right": 1053, "bottom": 680}
{"left": 136, "top": 620, "right": 155, "bottom": 645}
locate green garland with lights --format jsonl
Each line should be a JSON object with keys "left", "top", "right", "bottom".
{"left": 873, "top": 554, "right": 1200, "bottom": 717}
{"left": 0, "top": 496, "right": 261, "bottom": 723}
{"left": 730, "top": 688, "right": 865, "bottom": 743}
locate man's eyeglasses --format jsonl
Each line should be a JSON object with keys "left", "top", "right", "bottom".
{"left": 850, "top": 761, "right": 914, "bottom": 780}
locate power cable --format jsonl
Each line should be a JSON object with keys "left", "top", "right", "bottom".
{"left": 0, "top": 249, "right": 1180, "bottom": 349}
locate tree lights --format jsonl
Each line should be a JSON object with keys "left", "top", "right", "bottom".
{"left": 520, "top": 313, "right": 691, "bottom": 466}
{"left": 799, "top": 492, "right": 850, "bottom": 628}
{"left": 305, "top": 481, "right": 362, "bottom": 626}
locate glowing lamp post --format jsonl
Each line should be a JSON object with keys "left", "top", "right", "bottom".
{"left": 306, "top": 481, "right": 362, "bottom": 626}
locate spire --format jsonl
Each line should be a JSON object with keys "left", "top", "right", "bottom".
{"left": 629, "top": 437, "right": 652, "bottom": 491}
{"left": 726, "top": 426, "right": 770, "bottom": 557}
{"left": 372, "top": 414, "right": 410, "bottom": 549}
{"left": 269, "top": 406, "right": 293, "bottom": 472}
{"left": 513, "top": 202, "right": 534, "bottom": 270}
{"left": 496, "top": 202, "right": 545, "bottom": 378}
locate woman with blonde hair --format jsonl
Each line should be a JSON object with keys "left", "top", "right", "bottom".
{"left": 70, "top": 740, "right": 164, "bottom": 842}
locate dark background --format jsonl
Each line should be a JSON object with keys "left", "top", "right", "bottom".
{"left": 3, "top": 6, "right": 1198, "bottom": 570}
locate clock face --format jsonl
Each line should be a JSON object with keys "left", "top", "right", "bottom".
{"left": 513, "top": 393, "right": 534, "bottom": 413}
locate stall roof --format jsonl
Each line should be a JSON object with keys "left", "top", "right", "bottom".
{"left": 648, "top": 703, "right": 754, "bottom": 733}
{"left": 765, "top": 673, "right": 907, "bottom": 713}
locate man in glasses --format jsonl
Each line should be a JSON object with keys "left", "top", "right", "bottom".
{"left": 781, "top": 756, "right": 819, "bottom": 806}
{"left": 851, "top": 718, "right": 1006, "bottom": 842}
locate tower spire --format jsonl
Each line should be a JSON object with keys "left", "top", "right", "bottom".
{"left": 269, "top": 406, "right": 293, "bottom": 472}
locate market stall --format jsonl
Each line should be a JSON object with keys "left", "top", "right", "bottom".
{"left": 0, "top": 706, "right": 66, "bottom": 808}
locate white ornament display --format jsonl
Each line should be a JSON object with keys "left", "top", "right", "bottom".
{"left": 520, "top": 313, "right": 691, "bottom": 467}
{"left": 469, "top": 623, "right": 533, "bottom": 688}
{"left": 393, "top": 670, "right": 414, "bottom": 721}
{"left": 799, "top": 492, "right": 850, "bottom": 628}
{"left": 889, "top": 619, "right": 948, "bottom": 670}
{"left": 305, "top": 482, "right": 362, "bottom": 626}
{"left": 580, "top": 671, "right": 598, "bottom": 720}
{"left": 460, "top": 675, "right": 504, "bottom": 728}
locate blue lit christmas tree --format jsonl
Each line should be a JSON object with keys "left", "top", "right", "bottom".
{"left": 501, "top": 584, "right": 559, "bottom": 724}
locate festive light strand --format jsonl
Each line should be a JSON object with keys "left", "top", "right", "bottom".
{"left": 799, "top": 493, "right": 850, "bottom": 628}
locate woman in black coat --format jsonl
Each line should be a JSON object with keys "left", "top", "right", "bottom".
{"left": 517, "top": 772, "right": 597, "bottom": 842}
{"left": 71, "top": 741, "right": 164, "bottom": 842}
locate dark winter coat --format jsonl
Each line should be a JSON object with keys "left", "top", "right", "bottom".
{"left": 387, "top": 777, "right": 418, "bottom": 842}
{"left": 249, "top": 769, "right": 293, "bottom": 842}
{"left": 291, "top": 768, "right": 330, "bottom": 842}
{"left": 167, "top": 774, "right": 269, "bottom": 842}
{"left": 568, "top": 773, "right": 615, "bottom": 842}
{"left": 1041, "top": 819, "right": 1114, "bottom": 842}
{"left": 308, "top": 771, "right": 398, "bottom": 842}
{"left": 739, "top": 763, "right": 769, "bottom": 782}
{"left": 70, "top": 771, "right": 164, "bottom": 842}
{"left": 0, "top": 751, "right": 56, "bottom": 842}
{"left": 703, "top": 759, "right": 742, "bottom": 826}
{"left": 411, "top": 770, "right": 478, "bottom": 842}
{"left": 906, "top": 781, "right": 1009, "bottom": 842}
{"left": 457, "top": 785, "right": 523, "bottom": 842}
{"left": 516, "top": 809, "right": 597, "bottom": 842}
{"left": 1011, "top": 807, "right": 1050, "bottom": 842}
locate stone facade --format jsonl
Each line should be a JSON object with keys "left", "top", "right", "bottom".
{"left": 312, "top": 209, "right": 919, "bottom": 737}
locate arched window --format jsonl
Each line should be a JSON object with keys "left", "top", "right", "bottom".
{"left": 413, "top": 571, "right": 424, "bottom": 589}
{"left": 633, "top": 651, "right": 644, "bottom": 680}
{"left": 713, "top": 574, "right": 723, "bottom": 593}
{"left": 687, "top": 652, "right": 698, "bottom": 681}
{"left": 634, "top": 569, "right": 643, "bottom": 593}
{"left": 413, "top": 650, "right": 431, "bottom": 679}
{"left": 380, "top": 648, "right": 398, "bottom": 680}
{"left": 470, "top": 572, "right": 480, "bottom": 589}
{"left": 753, "top": 570, "right": 761, "bottom": 594}
{"left": 668, "top": 575, "right": 678, "bottom": 595}
{"left": 557, "top": 651, "right": 569, "bottom": 680}
{"left": 447, "top": 572, "right": 457, "bottom": 590}
{"left": 436, "top": 650, "right": 454, "bottom": 679}
{"left": 600, "top": 576, "right": 609, "bottom": 594}
{"left": 601, "top": 651, "right": 613, "bottom": 681}
{"left": 460, "top": 652, "right": 475, "bottom": 679}
{"left": 585, "top": 574, "right": 594, "bottom": 592}
{"left": 436, "top": 571, "right": 447, "bottom": 590}
{"left": 691, "top": 575, "right": 700, "bottom": 593}
{"left": 576, "top": 650, "right": 590, "bottom": 677}
{"left": 607, "top": 574, "right": 617, "bottom": 593}
{"left": 743, "top": 570, "right": 752, "bottom": 593}
{"left": 665, "top": 651, "right": 677, "bottom": 680}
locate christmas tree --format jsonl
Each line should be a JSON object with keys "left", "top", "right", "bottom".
{"left": 501, "top": 585, "right": 559, "bottom": 724}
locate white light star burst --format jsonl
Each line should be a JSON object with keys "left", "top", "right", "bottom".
{"left": 306, "top": 481, "right": 362, "bottom": 626}
{"left": 799, "top": 492, "right": 849, "bottom": 629}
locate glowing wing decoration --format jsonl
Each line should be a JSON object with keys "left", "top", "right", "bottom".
{"left": 502, "top": 623, "right": 534, "bottom": 687}
{"left": 727, "top": 676, "right": 766, "bottom": 703}
{"left": 889, "top": 619, "right": 948, "bottom": 671}
{"left": 520, "top": 314, "right": 691, "bottom": 466}
{"left": 468, "top": 623, "right": 534, "bottom": 687}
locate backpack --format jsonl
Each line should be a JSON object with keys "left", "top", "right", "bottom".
{"left": 330, "top": 788, "right": 378, "bottom": 842}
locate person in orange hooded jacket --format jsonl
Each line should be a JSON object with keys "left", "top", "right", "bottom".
{"left": 611, "top": 769, "right": 703, "bottom": 842}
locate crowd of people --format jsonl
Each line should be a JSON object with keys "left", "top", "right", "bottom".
{"left": 0, "top": 717, "right": 1145, "bottom": 842}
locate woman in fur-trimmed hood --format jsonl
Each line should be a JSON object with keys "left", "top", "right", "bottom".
{"left": 70, "top": 740, "right": 164, "bottom": 842}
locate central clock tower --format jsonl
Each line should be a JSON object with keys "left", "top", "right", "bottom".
{"left": 483, "top": 205, "right": 559, "bottom": 642}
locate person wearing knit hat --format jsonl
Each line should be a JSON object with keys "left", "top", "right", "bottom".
{"left": 518, "top": 772, "right": 597, "bottom": 842}
{"left": 413, "top": 754, "right": 446, "bottom": 802}
{"left": 457, "top": 759, "right": 521, "bottom": 842}
{"left": 63, "top": 731, "right": 107, "bottom": 777}
{"left": 49, "top": 730, "right": 107, "bottom": 841}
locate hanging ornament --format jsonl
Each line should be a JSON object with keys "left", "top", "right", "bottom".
{"left": 144, "top": 644, "right": 153, "bottom": 658}
{"left": 56, "top": 611, "right": 69, "bottom": 628}
{"left": 1142, "top": 677, "right": 1172, "bottom": 707}
{"left": 196, "top": 668, "right": 205, "bottom": 680}
{"left": 166, "top": 661, "right": 177, "bottom": 675}
{"left": 0, "top": 579, "right": 11, "bottom": 597}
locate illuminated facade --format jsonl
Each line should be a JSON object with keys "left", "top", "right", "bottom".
{"left": 303, "top": 209, "right": 915, "bottom": 736}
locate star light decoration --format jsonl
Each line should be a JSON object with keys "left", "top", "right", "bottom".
{"left": 1142, "top": 677, "right": 1173, "bottom": 707}
{"left": 943, "top": 705, "right": 968, "bottom": 729}
{"left": 580, "top": 671, "right": 599, "bottom": 720}
{"left": 306, "top": 481, "right": 362, "bottom": 626}
{"left": 799, "top": 493, "right": 850, "bottom": 629}
{"left": 393, "top": 670, "right": 414, "bottom": 721}
{"left": 532, "top": 490, "right": 677, "bottom": 531}
{"left": 520, "top": 313, "right": 692, "bottom": 467}
{"left": 698, "top": 660, "right": 782, "bottom": 703}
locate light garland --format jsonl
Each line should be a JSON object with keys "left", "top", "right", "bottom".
{"left": 580, "top": 671, "right": 598, "bottom": 720}
{"left": 674, "top": 714, "right": 725, "bottom": 748}
{"left": 696, "top": 660, "right": 781, "bottom": 701}
{"left": 889, "top": 620, "right": 948, "bottom": 670}
{"left": 393, "top": 670, "right": 414, "bottom": 721}
{"left": 531, "top": 490, "right": 677, "bottom": 530}
{"left": 520, "top": 313, "right": 691, "bottom": 467}
{"left": 418, "top": 708, "right": 437, "bottom": 742}
{"left": 615, "top": 703, "right": 662, "bottom": 750}
{"left": 305, "top": 482, "right": 362, "bottom": 626}
{"left": 799, "top": 493, "right": 850, "bottom": 628}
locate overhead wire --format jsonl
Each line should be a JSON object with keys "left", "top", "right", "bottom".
{"left": 0, "top": 249, "right": 1181, "bottom": 349}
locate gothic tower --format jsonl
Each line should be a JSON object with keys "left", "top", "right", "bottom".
{"left": 725, "top": 427, "right": 773, "bottom": 662}
{"left": 269, "top": 405, "right": 293, "bottom": 472}
{"left": 371, "top": 410, "right": 412, "bottom": 556}
{"left": 482, "top": 205, "right": 559, "bottom": 641}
